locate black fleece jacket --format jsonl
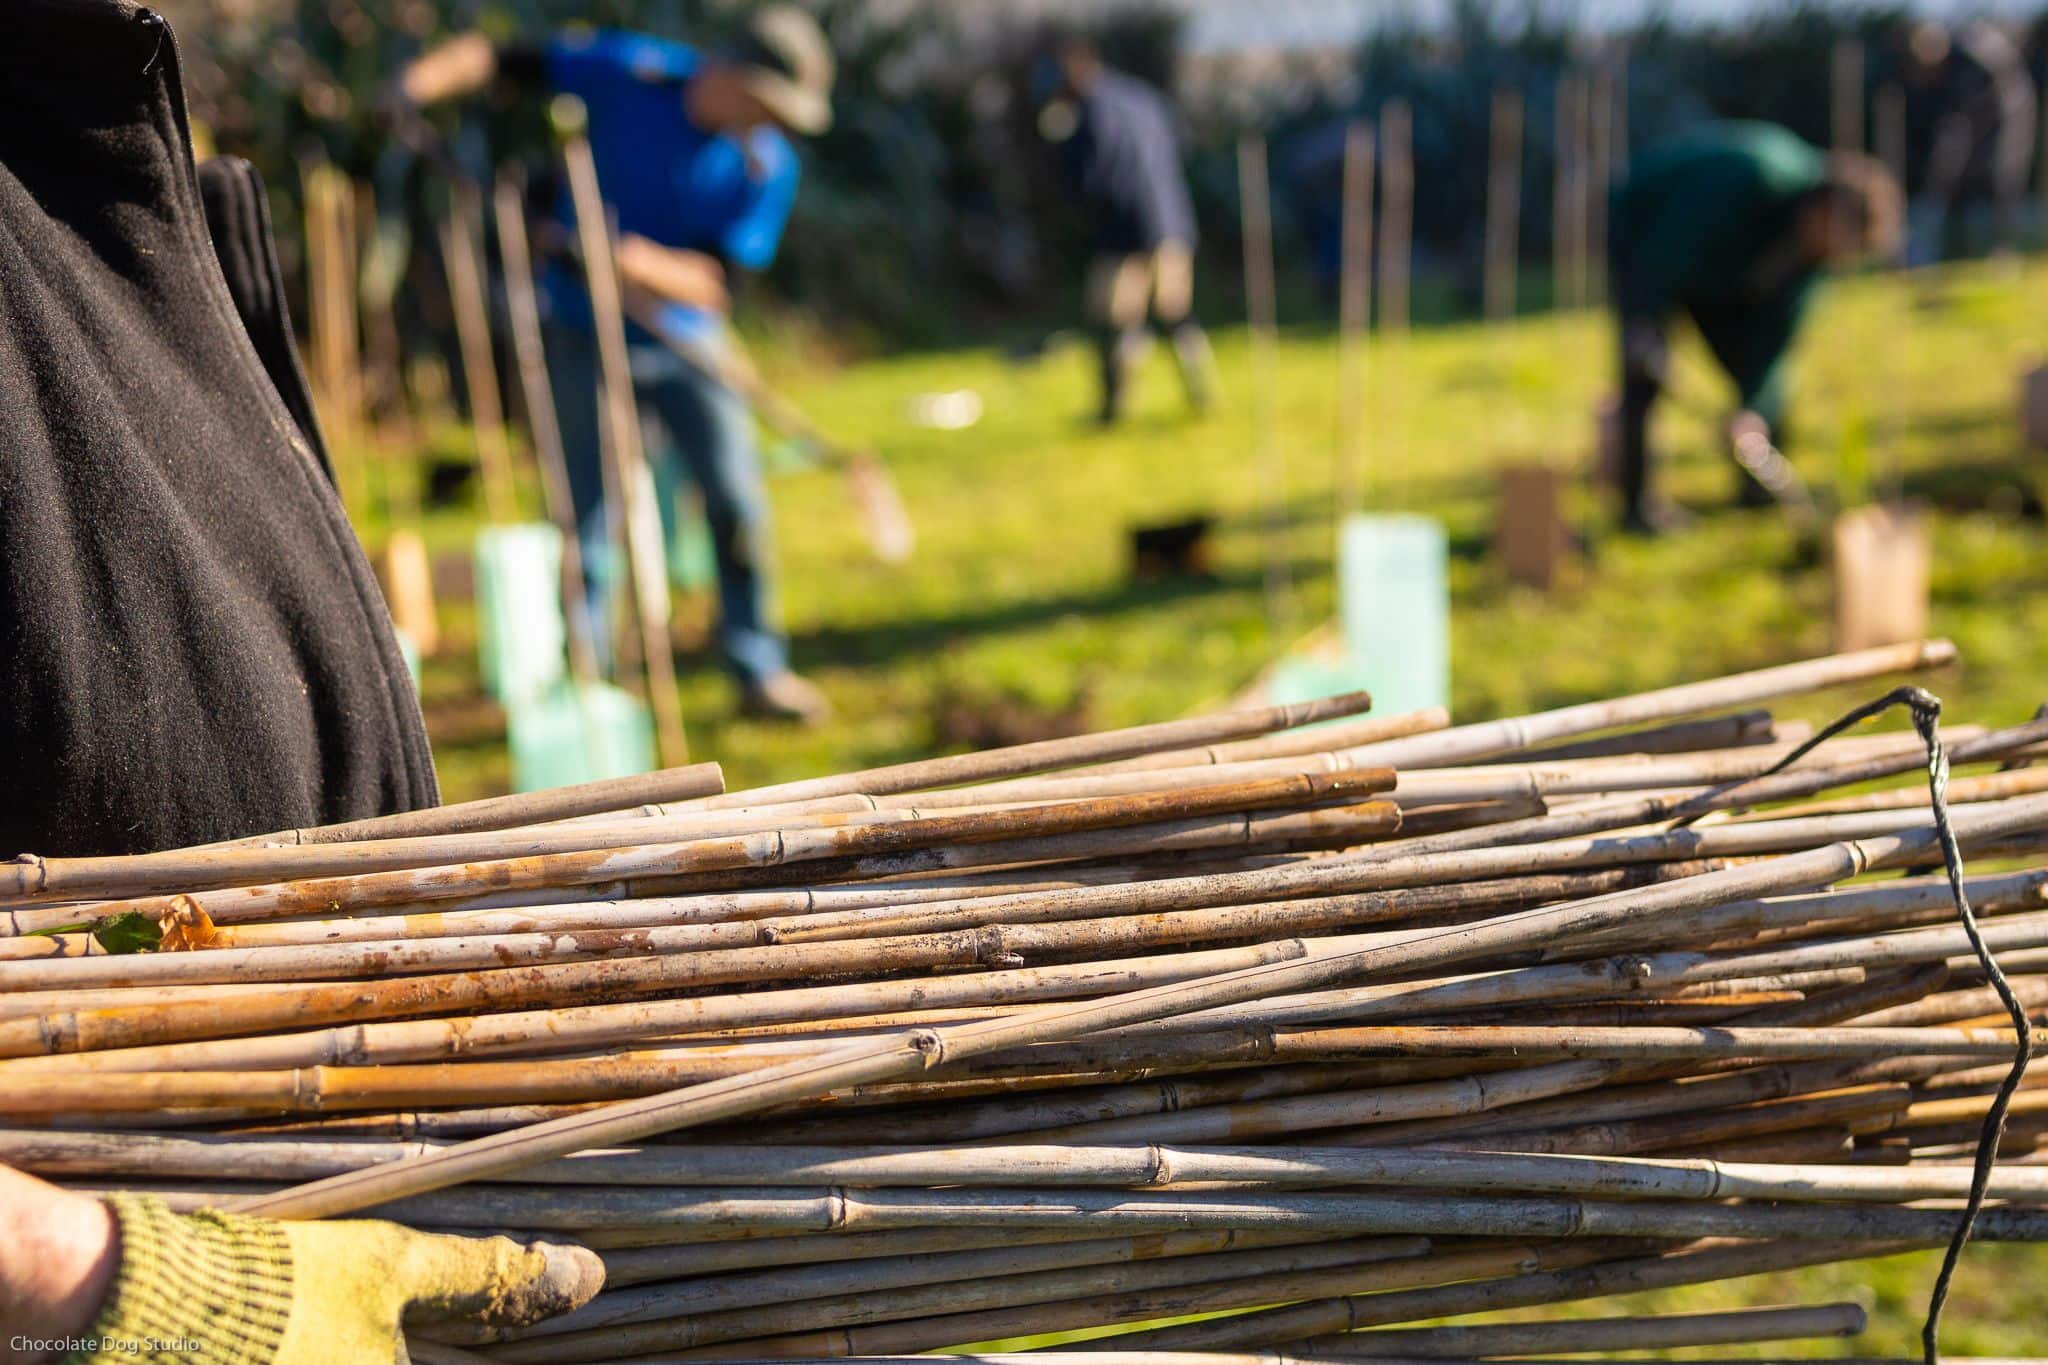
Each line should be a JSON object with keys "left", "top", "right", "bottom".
{"left": 0, "top": 0, "right": 437, "bottom": 858}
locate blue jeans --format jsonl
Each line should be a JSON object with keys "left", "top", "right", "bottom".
{"left": 544, "top": 320, "right": 789, "bottom": 686}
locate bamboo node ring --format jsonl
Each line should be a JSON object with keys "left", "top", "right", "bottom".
{"left": 906, "top": 1029, "right": 947, "bottom": 1068}
{"left": 5, "top": 854, "right": 47, "bottom": 898}
{"left": 1146, "top": 1143, "right": 1176, "bottom": 1185}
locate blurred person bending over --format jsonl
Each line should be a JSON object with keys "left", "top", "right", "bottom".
{"left": 1043, "top": 35, "right": 1216, "bottom": 425}
{"left": 1607, "top": 122, "right": 1900, "bottom": 535}
{"left": 1902, "top": 19, "right": 2037, "bottom": 260}
{"left": 396, "top": 9, "right": 834, "bottom": 722}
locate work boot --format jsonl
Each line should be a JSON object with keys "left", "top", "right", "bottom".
{"left": 1619, "top": 498, "right": 1695, "bottom": 538}
{"left": 1169, "top": 321, "right": 1218, "bottom": 413}
{"left": 740, "top": 670, "right": 833, "bottom": 724}
{"left": 1096, "top": 327, "right": 1148, "bottom": 425}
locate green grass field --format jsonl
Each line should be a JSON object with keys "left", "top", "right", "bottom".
{"left": 396, "top": 259, "right": 2048, "bottom": 1352}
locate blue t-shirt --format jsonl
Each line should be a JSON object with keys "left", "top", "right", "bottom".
{"left": 540, "top": 30, "right": 799, "bottom": 342}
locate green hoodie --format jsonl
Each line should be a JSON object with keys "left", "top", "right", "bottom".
{"left": 1610, "top": 121, "right": 1829, "bottom": 424}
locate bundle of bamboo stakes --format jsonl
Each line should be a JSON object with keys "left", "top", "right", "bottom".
{"left": 10, "top": 638, "right": 2048, "bottom": 1365}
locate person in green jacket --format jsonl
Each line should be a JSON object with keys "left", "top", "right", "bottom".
{"left": 1607, "top": 122, "right": 1901, "bottom": 534}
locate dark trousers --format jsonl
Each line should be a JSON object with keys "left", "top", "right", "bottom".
{"left": 544, "top": 320, "right": 788, "bottom": 686}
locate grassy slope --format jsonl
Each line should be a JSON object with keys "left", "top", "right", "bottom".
{"left": 408, "top": 259, "right": 2048, "bottom": 1350}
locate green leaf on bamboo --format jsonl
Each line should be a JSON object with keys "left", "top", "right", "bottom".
{"left": 90, "top": 912, "right": 162, "bottom": 955}
{"left": 22, "top": 911, "right": 162, "bottom": 952}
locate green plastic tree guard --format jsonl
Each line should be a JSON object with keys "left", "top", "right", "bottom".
{"left": 473, "top": 523, "right": 569, "bottom": 705}
{"left": 1334, "top": 512, "right": 1450, "bottom": 715}
{"left": 506, "top": 679, "right": 656, "bottom": 792}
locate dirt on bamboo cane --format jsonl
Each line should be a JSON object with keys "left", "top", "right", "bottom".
{"left": 611, "top": 803, "right": 1404, "bottom": 902}
{"left": 1311, "top": 1301, "right": 1868, "bottom": 1357}
{"left": 671, "top": 1240, "right": 1643, "bottom": 1360}
{"left": 0, "top": 819, "right": 1424, "bottom": 998}
{"left": 476, "top": 1234, "right": 1434, "bottom": 1359}
{"left": 0, "top": 929, "right": 1853, "bottom": 1085}
{"left": 29, "top": 1134, "right": 2048, "bottom": 1205}
{"left": 113, "top": 797, "right": 2048, "bottom": 1216}
{"left": 1303, "top": 972, "right": 1953, "bottom": 1146}
{"left": 171, "top": 853, "right": 1689, "bottom": 955}
{"left": 474, "top": 1228, "right": 1349, "bottom": 1343}
{"left": 599, "top": 1225, "right": 1146, "bottom": 1281}
{"left": 6, "top": 799, "right": 969, "bottom": 904}
{"left": 0, "top": 932, "right": 1334, "bottom": 1061}
{"left": 1852, "top": 974, "right": 2048, "bottom": 1027}
{"left": 1118, "top": 1236, "right": 1916, "bottom": 1350}
{"left": 849, "top": 731, "right": 1931, "bottom": 817}
{"left": 673, "top": 814, "right": 1909, "bottom": 951}
{"left": 947, "top": 963, "right": 1952, "bottom": 1147}
{"left": 4, "top": 773, "right": 1394, "bottom": 927}
{"left": 1340, "top": 1046, "right": 1971, "bottom": 1149}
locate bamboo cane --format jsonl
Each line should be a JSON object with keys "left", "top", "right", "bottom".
{"left": 690, "top": 693, "right": 1379, "bottom": 815}
{"left": 482, "top": 1235, "right": 1432, "bottom": 1360}
{"left": 1336, "top": 119, "right": 1373, "bottom": 516}
{"left": 27, "top": 1134, "right": 2048, "bottom": 1205}
{"left": 9, "top": 772, "right": 1388, "bottom": 931}
{"left": 1345, "top": 639, "right": 1952, "bottom": 769}
{"left": 487, "top": 1227, "right": 1339, "bottom": 1340}
{"left": 551, "top": 94, "right": 688, "bottom": 766}
{"left": 680, "top": 1241, "right": 1643, "bottom": 1359}
{"left": 1303, "top": 1302, "right": 1866, "bottom": 1358}
{"left": 1124, "top": 1237, "right": 1913, "bottom": 1349}
{"left": 494, "top": 171, "right": 600, "bottom": 687}
{"left": 217, "top": 797, "right": 2048, "bottom": 1214}
{"left": 439, "top": 180, "right": 517, "bottom": 524}
{"left": 1488, "top": 708, "right": 1781, "bottom": 763}
{"left": 1239, "top": 133, "right": 1290, "bottom": 628}
{"left": 19, "top": 659, "right": 2048, "bottom": 1358}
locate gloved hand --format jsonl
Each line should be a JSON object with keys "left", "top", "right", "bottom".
{"left": 71, "top": 1191, "right": 603, "bottom": 1364}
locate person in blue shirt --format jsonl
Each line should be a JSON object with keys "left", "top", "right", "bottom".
{"left": 395, "top": 7, "right": 834, "bottom": 722}
{"left": 1039, "top": 36, "right": 1215, "bottom": 425}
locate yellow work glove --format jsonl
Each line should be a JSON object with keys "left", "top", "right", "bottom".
{"left": 67, "top": 1193, "right": 602, "bottom": 1364}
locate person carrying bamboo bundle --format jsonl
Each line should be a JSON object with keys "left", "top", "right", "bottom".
{"left": 391, "top": 9, "right": 835, "bottom": 723}
{"left": 1036, "top": 33, "right": 1217, "bottom": 426}
{"left": 1606, "top": 121, "right": 1901, "bottom": 535}
{"left": 0, "top": 0, "right": 438, "bottom": 859}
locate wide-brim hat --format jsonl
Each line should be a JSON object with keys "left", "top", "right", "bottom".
{"left": 735, "top": 5, "right": 834, "bottom": 136}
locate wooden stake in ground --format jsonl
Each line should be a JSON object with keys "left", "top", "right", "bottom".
{"left": 1335, "top": 120, "right": 1374, "bottom": 518}
{"left": 1875, "top": 82, "right": 1910, "bottom": 500}
{"left": 297, "top": 155, "right": 366, "bottom": 520}
{"left": 1486, "top": 86, "right": 1566, "bottom": 592}
{"left": 440, "top": 181, "right": 517, "bottom": 526}
{"left": 1833, "top": 38, "right": 1866, "bottom": 158}
{"left": 1238, "top": 134, "right": 1289, "bottom": 633}
{"left": 1484, "top": 88, "right": 1523, "bottom": 327}
{"left": 1377, "top": 101, "right": 1413, "bottom": 497}
{"left": 1587, "top": 62, "right": 1614, "bottom": 307}
{"left": 1553, "top": 75, "right": 1589, "bottom": 313}
{"left": 493, "top": 174, "right": 600, "bottom": 686}
{"left": 553, "top": 94, "right": 689, "bottom": 767}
